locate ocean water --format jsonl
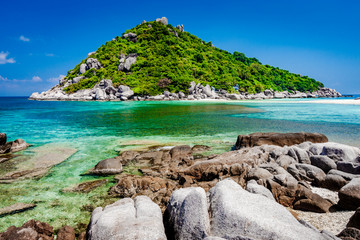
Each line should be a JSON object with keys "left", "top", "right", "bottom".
{"left": 0, "top": 96, "right": 360, "bottom": 232}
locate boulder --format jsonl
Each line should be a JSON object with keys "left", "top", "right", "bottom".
{"left": 209, "top": 179, "right": 330, "bottom": 240}
{"left": 94, "top": 88, "right": 106, "bottom": 100}
{"left": 0, "top": 133, "right": 6, "bottom": 145}
{"left": 338, "top": 178, "right": 360, "bottom": 210}
{"left": 57, "top": 226, "right": 75, "bottom": 240}
{"left": 320, "top": 174, "right": 347, "bottom": 191}
{"left": 118, "top": 85, "right": 134, "bottom": 98}
{"left": 328, "top": 169, "right": 359, "bottom": 181}
{"left": 87, "top": 196, "right": 166, "bottom": 240}
{"left": 289, "top": 146, "right": 311, "bottom": 164}
{"left": 320, "top": 142, "right": 360, "bottom": 162}
{"left": 246, "top": 179, "right": 275, "bottom": 200}
{"left": 109, "top": 175, "right": 177, "bottom": 210}
{"left": 346, "top": 207, "right": 360, "bottom": 230}
{"left": 87, "top": 51, "right": 96, "bottom": 57}
{"left": 293, "top": 187, "right": 333, "bottom": 213}
{"left": 247, "top": 167, "right": 273, "bottom": 181}
{"left": 164, "top": 187, "right": 210, "bottom": 240}
{"left": 122, "top": 32, "right": 137, "bottom": 43}
{"left": 310, "top": 155, "right": 337, "bottom": 173}
{"left": 10, "top": 139, "right": 29, "bottom": 153}
{"left": 0, "top": 219, "right": 54, "bottom": 240}
{"left": 202, "top": 84, "right": 214, "bottom": 97}
{"left": 72, "top": 76, "right": 84, "bottom": 84}
{"left": 337, "top": 161, "right": 360, "bottom": 174}
{"left": 235, "top": 132, "right": 328, "bottom": 149}
{"left": 79, "top": 63, "right": 88, "bottom": 74}
{"left": 337, "top": 227, "right": 360, "bottom": 240}
{"left": 86, "top": 58, "right": 102, "bottom": 70}
{"left": 90, "top": 158, "right": 122, "bottom": 175}
{"left": 295, "top": 163, "right": 326, "bottom": 185}
{"left": 123, "top": 53, "right": 137, "bottom": 71}
{"left": 156, "top": 17, "right": 168, "bottom": 25}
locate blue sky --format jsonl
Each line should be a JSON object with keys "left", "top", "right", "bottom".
{"left": 1, "top": 0, "right": 359, "bottom": 96}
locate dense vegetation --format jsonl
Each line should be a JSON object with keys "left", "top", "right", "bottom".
{"left": 63, "top": 21, "right": 324, "bottom": 95}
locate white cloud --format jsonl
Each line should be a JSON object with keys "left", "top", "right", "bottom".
{"left": 0, "top": 51, "right": 16, "bottom": 64}
{"left": 20, "top": 35, "right": 30, "bottom": 42}
{"left": 45, "top": 53, "right": 54, "bottom": 57}
{"left": 32, "top": 76, "right": 42, "bottom": 82}
{"left": 0, "top": 75, "right": 10, "bottom": 82}
{"left": 48, "top": 74, "right": 66, "bottom": 83}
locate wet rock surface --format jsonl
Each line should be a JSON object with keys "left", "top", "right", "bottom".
{"left": 0, "top": 203, "right": 36, "bottom": 217}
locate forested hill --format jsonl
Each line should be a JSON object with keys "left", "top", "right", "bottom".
{"left": 62, "top": 17, "right": 324, "bottom": 95}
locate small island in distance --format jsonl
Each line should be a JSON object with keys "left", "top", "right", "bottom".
{"left": 30, "top": 17, "right": 341, "bottom": 101}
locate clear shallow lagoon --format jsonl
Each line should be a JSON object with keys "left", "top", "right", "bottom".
{"left": 0, "top": 96, "right": 360, "bottom": 232}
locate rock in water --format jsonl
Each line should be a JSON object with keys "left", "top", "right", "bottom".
{"left": 90, "top": 157, "right": 123, "bottom": 175}
{"left": 10, "top": 139, "right": 29, "bottom": 152}
{"left": 0, "top": 133, "right": 6, "bottom": 145}
{"left": 0, "top": 203, "right": 36, "bottom": 217}
{"left": 164, "top": 187, "right": 210, "bottom": 240}
{"left": 87, "top": 196, "right": 166, "bottom": 240}
{"left": 235, "top": 132, "right": 328, "bottom": 149}
{"left": 338, "top": 178, "right": 360, "bottom": 210}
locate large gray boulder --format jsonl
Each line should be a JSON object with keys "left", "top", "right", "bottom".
{"left": 87, "top": 196, "right": 166, "bottom": 240}
{"left": 337, "top": 161, "right": 360, "bottom": 174}
{"left": 86, "top": 58, "right": 102, "bottom": 70}
{"left": 208, "top": 179, "right": 331, "bottom": 240}
{"left": 156, "top": 17, "right": 168, "bottom": 25}
{"left": 118, "top": 85, "right": 134, "bottom": 98}
{"left": 79, "top": 63, "right": 88, "bottom": 74}
{"left": 246, "top": 179, "right": 275, "bottom": 200}
{"left": 122, "top": 32, "right": 137, "bottom": 43}
{"left": 164, "top": 187, "right": 210, "bottom": 240}
{"left": 94, "top": 88, "right": 106, "bottom": 100}
{"left": 118, "top": 54, "right": 137, "bottom": 72}
{"left": 338, "top": 178, "right": 360, "bottom": 210}
{"left": 288, "top": 146, "right": 311, "bottom": 164}
{"left": 202, "top": 84, "right": 214, "bottom": 98}
{"left": 320, "top": 142, "right": 360, "bottom": 162}
{"left": 295, "top": 163, "right": 326, "bottom": 184}
{"left": 310, "top": 155, "right": 337, "bottom": 173}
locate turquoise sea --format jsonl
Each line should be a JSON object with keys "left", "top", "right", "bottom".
{"left": 0, "top": 96, "right": 360, "bottom": 232}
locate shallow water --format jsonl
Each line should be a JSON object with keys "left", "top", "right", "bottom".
{"left": 0, "top": 96, "right": 360, "bottom": 232}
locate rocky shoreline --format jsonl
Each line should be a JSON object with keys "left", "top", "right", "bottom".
{"left": 1, "top": 132, "right": 360, "bottom": 239}
{"left": 29, "top": 78, "right": 342, "bottom": 101}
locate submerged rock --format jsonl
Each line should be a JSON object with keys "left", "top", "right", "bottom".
{"left": 0, "top": 203, "right": 36, "bottom": 217}
{"left": 89, "top": 157, "right": 123, "bottom": 175}
{"left": 0, "top": 144, "right": 77, "bottom": 183}
{"left": 0, "top": 133, "right": 29, "bottom": 154}
{"left": 63, "top": 179, "right": 108, "bottom": 193}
